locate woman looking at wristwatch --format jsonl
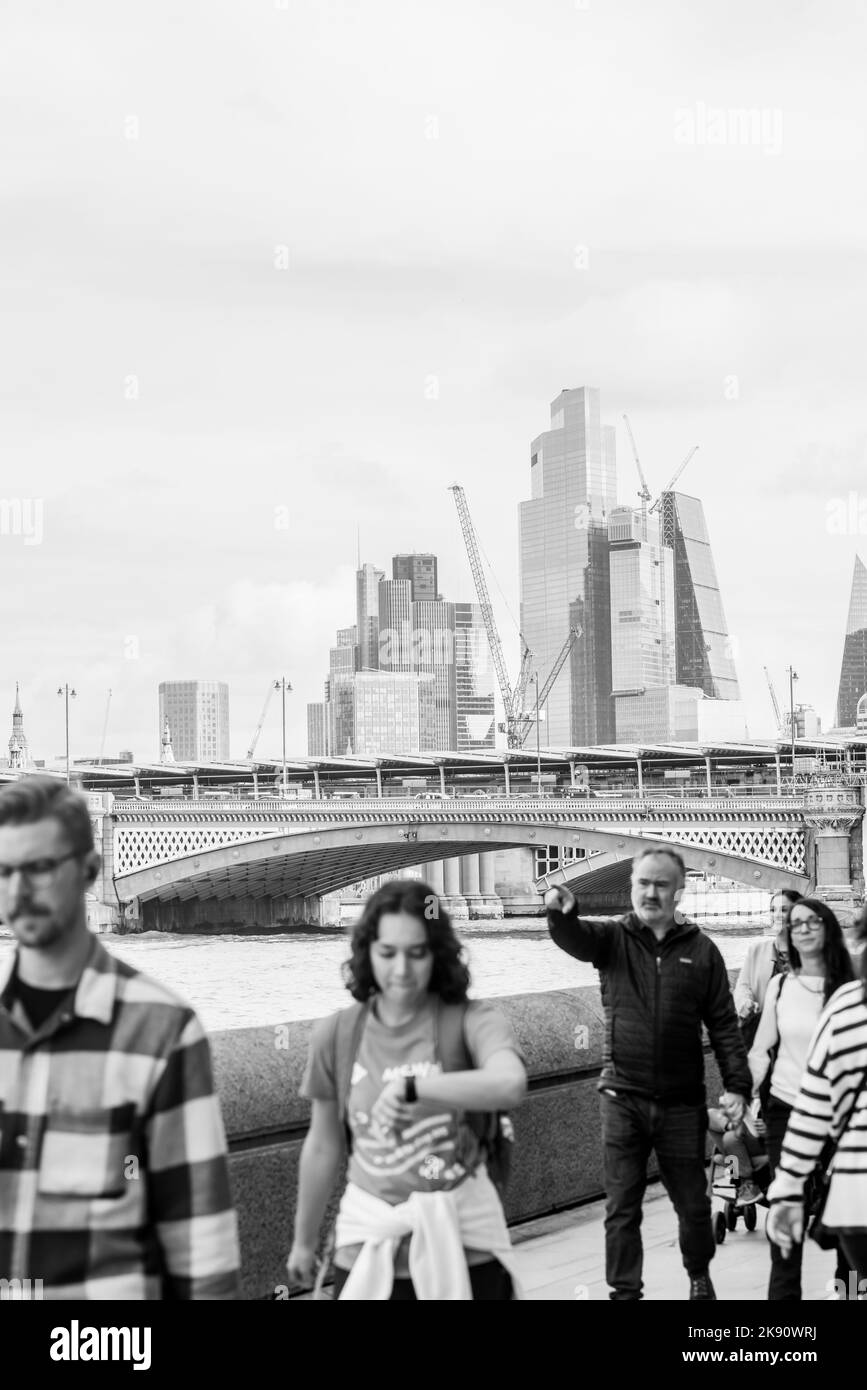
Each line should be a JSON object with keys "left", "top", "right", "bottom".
{"left": 286, "top": 879, "right": 527, "bottom": 1300}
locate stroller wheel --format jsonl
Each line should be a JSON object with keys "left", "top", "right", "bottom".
{"left": 725, "top": 1201, "right": 738, "bottom": 1231}
{"left": 744, "top": 1203, "right": 758, "bottom": 1232}
{"left": 714, "top": 1212, "right": 727, "bottom": 1244}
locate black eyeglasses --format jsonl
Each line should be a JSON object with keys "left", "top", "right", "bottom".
{"left": 0, "top": 850, "right": 83, "bottom": 886}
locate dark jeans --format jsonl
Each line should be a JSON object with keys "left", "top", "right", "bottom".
{"left": 764, "top": 1095, "right": 851, "bottom": 1300}
{"left": 331, "top": 1258, "right": 512, "bottom": 1301}
{"left": 600, "top": 1090, "right": 714, "bottom": 1301}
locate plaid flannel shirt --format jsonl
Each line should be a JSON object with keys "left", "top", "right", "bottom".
{"left": 0, "top": 934, "right": 241, "bottom": 1299}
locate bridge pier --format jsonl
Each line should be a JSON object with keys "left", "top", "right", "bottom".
{"left": 87, "top": 792, "right": 123, "bottom": 932}
{"left": 459, "top": 852, "right": 503, "bottom": 919}
{"left": 441, "top": 856, "right": 468, "bottom": 919}
{"left": 137, "top": 894, "right": 325, "bottom": 933}
{"left": 415, "top": 855, "right": 503, "bottom": 919}
{"left": 803, "top": 787, "right": 865, "bottom": 923}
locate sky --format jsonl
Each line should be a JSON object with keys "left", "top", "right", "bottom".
{"left": 2, "top": 0, "right": 867, "bottom": 764}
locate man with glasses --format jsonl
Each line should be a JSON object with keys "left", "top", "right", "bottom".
{"left": 0, "top": 775, "right": 240, "bottom": 1298}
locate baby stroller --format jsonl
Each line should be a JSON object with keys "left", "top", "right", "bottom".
{"left": 707, "top": 1102, "right": 770, "bottom": 1243}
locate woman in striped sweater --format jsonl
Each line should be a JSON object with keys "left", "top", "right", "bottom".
{"left": 766, "top": 904, "right": 867, "bottom": 1295}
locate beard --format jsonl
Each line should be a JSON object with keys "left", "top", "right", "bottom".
{"left": 8, "top": 910, "right": 71, "bottom": 949}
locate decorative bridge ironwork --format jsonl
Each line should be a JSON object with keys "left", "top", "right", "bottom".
{"left": 106, "top": 795, "right": 814, "bottom": 904}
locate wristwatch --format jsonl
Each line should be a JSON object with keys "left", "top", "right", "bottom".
{"left": 404, "top": 1075, "right": 418, "bottom": 1104}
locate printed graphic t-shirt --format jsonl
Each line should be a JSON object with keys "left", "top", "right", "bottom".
{"left": 302, "top": 997, "right": 519, "bottom": 1206}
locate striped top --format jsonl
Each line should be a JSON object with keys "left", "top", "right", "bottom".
{"left": 766, "top": 980, "right": 867, "bottom": 1230}
{"left": 0, "top": 935, "right": 241, "bottom": 1298}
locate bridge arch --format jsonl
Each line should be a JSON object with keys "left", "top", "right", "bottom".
{"left": 115, "top": 819, "right": 809, "bottom": 908}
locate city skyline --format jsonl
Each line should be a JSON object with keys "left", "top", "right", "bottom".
{"left": 4, "top": 2, "right": 867, "bottom": 760}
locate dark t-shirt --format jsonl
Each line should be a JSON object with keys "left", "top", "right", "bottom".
{"left": 11, "top": 974, "right": 73, "bottom": 1030}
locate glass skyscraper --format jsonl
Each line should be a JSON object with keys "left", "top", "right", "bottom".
{"left": 351, "top": 672, "right": 421, "bottom": 755}
{"left": 608, "top": 507, "right": 675, "bottom": 695}
{"left": 454, "top": 602, "right": 495, "bottom": 749}
{"left": 519, "top": 387, "right": 617, "bottom": 746}
{"left": 356, "top": 564, "right": 384, "bottom": 671}
{"left": 307, "top": 703, "right": 328, "bottom": 756}
{"left": 412, "top": 599, "right": 457, "bottom": 750}
{"left": 659, "top": 491, "right": 740, "bottom": 700}
{"left": 378, "top": 579, "right": 413, "bottom": 671}
{"left": 836, "top": 554, "right": 867, "bottom": 728}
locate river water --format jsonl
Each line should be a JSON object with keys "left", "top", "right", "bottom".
{"left": 0, "top": 920, "right": 766, "bottom": 1033}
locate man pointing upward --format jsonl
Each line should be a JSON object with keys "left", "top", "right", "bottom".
{"left": 546, "top": 847, "right": 750, "bottom": 1302}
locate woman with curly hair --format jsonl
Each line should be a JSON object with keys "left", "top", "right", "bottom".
{"left": 286, "top": 879, "right": 527, "bottom": 1300}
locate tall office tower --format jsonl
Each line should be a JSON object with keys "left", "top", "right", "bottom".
{"left": 454, "top": 602, "right": 496, "bottom": 749}
{"left": 350, "top": 672, "right": 422, "bottom": 755}
{"left": 158, "top": 681, "right": 230, "bottom": 761}
{"left": 568, "top": 524, "right": 614, "bottom": 745}
{"left": 356, "top": 564, "right": 384, "bottom": 671}
{"left": 608, "top": 506, "right": 675, "bottom": 702}
{"left": 659, "top": 491, "right": 741, "bottom": 700}
{"left": 378, "top": 579, "right": 413, "bottom": 671}
{"left": 307, "top": 702, "right": 329, "bottom": 756}
{"left": 519, "top": 387, "right": 617, "bottom": 746}
{"left": 393, "top": 553, "right": 438, "bottom": 602}
{"left": 328, "top": 674, "right": 357, "bottom": 755}
{"left": 8, "top": 683, "right": 31, "bottom": 770}
{"left": 329, "top": 644, "right": 356, "bottom": 678}
{"left": 836, "top": 555, "right": 867, "bottom": 727}
{"left": 412, "top": 599, "right": 457, "bottom": 750}
{"left": 336, "top": 625, "right": 357, "bottom": 650}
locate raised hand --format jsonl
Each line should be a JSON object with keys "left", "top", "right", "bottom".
{"left": 544, "top": 886, "right": 576, "bottom": 914}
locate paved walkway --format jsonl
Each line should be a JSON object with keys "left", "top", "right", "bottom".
{"left": 512, "top": 1184, "right": 842, "bottom": 1301}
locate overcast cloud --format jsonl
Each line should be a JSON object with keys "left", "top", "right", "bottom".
{"left": 2, "top": 0, "right": 866, "bottom": 762}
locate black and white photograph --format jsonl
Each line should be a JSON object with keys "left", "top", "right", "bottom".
{"left": 2, "top": 0, "right": 867, "bottom": 1350}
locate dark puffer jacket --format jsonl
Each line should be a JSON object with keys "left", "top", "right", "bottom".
{"left": 548, "top": 903, "right": 751, "bottom": 1105}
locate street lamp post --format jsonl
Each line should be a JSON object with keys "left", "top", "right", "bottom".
{"left": 534, "top": 671, "right": 541, "bottom": 798}
{"left": 275, "top": 678, "right": 293, "bottom": 796}
{"left": 57, "top": 684, "right": 77, "bottom": 785}
{"left": 787, "top": 665, "right": 798, "bottom": 792}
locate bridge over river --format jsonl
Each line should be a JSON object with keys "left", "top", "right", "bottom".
{"left": 83, "top": 784, "right": 865, "bottom": 932}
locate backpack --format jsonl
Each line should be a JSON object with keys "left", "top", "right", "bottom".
{"left": 330, "top": 997, "right": 514, "bottom": 1194}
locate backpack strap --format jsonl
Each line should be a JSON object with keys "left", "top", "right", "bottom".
{"left": 435, "top": 998, "right": 473, "bottom": 1072}
{"left": 331, "top": 1001, "right": 369, "bottom": 1146}
{"left": 435, "top": 999, "right": 499, "bottom": 1154}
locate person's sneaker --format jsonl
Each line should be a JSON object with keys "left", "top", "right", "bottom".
{"left": 689, "top": 1272, "right": 717, "bottom": 1301}
{"left": 737, "top": 1179, "right": 762, "bottom": 1205}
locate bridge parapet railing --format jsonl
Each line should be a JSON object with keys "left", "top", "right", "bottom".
{"left": 111, "top": 794, "right": 807, "bottom": 821}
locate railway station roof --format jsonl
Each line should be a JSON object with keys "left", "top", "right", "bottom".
{"left": 0, "top": 733, "right": 862, "bottom": 794}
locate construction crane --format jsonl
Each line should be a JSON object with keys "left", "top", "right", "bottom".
{"left": 649, "top": 446, "right": 699, "bottom": 513}
{"left": 450, "top": 484, "right": 519, "bottom": 733}
{"left": 622, "top": 415, "right": 652, "bottom": 518}
{"left": 98, "top": 689, "right": 112, "bottom": 764}
{"left": 513, "top": 627, "right": 581, "bottom": 747}
{"left": 764, "top": 666, "right": 784, "bottom": 732}
{"left": 449, "top": 484, "right": 576, "bottom": 747}
{"left": 246, "top": 683, "right": 277, "bottom": 760}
